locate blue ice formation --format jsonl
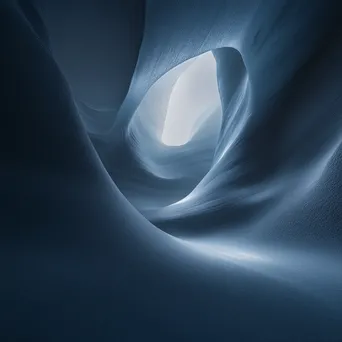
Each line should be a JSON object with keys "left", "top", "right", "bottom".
{"left": 1, "top": 0, "right": 342, "bottom": 341}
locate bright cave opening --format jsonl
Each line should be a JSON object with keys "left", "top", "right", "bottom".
{"left": 161, "top": 51, "right": 221, "bottom": 146}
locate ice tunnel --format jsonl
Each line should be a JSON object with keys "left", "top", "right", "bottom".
{"left": 2, "top": 0, "right": 342, "bottom": 341}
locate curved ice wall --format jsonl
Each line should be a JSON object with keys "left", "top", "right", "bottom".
{"left": 1, "top": 0, "right": 342, "bottom": 341}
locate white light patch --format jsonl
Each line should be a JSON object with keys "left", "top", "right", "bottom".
{"left": 180, "top": 240, "right": 267, "bottom": 264}
{"left": 161, "top": 52, "right": 221, "bottom": 146}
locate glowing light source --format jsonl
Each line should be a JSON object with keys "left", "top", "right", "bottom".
{"left": 161, "top": 51, "right": 221, "bottom": 146}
